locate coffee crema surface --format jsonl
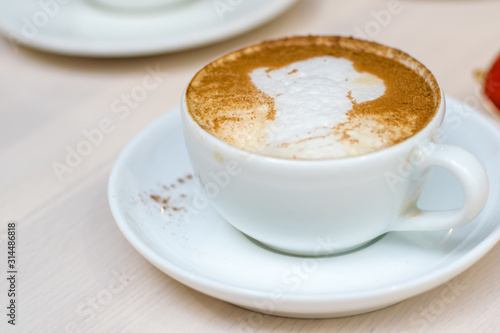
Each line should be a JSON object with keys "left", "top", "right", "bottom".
{"left": 185, "top": 36, "right": 441, "bottom": 159}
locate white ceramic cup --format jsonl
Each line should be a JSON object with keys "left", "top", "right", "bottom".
{"left": 180, "top": 46, "right": 489, "bottom": 257}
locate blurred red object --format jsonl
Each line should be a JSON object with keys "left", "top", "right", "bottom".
{"left": 484, "top": 54, "right": 500, "bottom": 111}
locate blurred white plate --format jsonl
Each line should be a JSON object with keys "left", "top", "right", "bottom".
{"left": 0, "top": 0, "right": 297, "bottom": 57}
{"left": 108, "top": 97, "right": 500, "bottom": 318}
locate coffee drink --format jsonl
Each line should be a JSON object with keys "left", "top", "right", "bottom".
{"left": 185, "top": 36, "right": 441, "bottom": 159}
{"left": 182, "top": 36, "right": 488, "bottom": 256}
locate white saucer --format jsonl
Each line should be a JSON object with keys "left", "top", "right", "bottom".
{"left": 108, "top": 96, "right": 500, "bottom": 318}
{"left": 0, "top": 0, "right": 297, "bottom": 57}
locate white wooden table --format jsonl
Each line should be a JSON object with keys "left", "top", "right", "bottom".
{"left": 2, "top": 1, "right": 500, "bottom": 332}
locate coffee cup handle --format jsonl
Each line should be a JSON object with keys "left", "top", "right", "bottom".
{"left": 389, "top": 143, "right": 488, "bottom": 231}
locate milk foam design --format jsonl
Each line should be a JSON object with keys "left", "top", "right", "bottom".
{"left": 249, "top": 56, "right": 386, "bottom": 159}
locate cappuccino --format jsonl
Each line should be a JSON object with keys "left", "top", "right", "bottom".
{"left": 186, "top": 36, "right": 440, "bottom": 159}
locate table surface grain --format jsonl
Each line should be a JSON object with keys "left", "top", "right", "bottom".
{"left": 1, "top": 1, "right": 500, "bottom": 332}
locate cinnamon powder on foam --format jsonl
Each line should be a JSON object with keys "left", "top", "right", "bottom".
{"left": 186, "top": 36, "right": 440, "bottom": 156}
